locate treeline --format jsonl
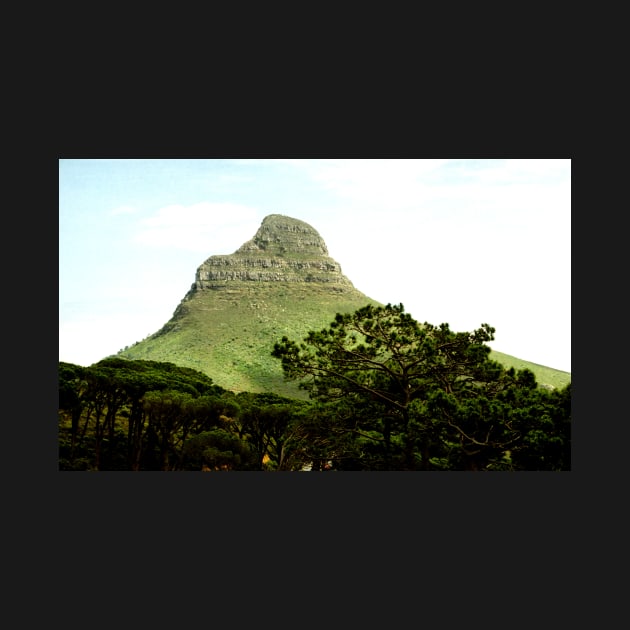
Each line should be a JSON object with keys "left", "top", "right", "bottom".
{"left": 58, "top": 358, "right": 305, "bottom": 471}
{"left": 58, "top": 304, "right": 571, "bottom": 471}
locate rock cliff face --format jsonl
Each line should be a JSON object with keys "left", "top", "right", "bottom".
{"left": 194, "top": 214, "right": 355, "bottom": 288}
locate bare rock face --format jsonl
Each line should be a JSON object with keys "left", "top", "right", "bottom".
{"left": 236, "top": 214, "right": 329, "bottom": 256}
{"left": 194, "top": 214, "right": 355, "bottom": 288}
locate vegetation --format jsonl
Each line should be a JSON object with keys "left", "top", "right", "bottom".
{"left": 118, "top": 283, "right": 383, "bottom": 398}
{"left": 272, "top": 304, "right": 570, "bottom": 471}
{"left": 488, "top": 350, "right": 570, "bottom": 391}
{"left": 117, "top": 283, "right": 570, "bottom": 396}
{"left": 59, "top": 304, "right": 570, "bottom": 471}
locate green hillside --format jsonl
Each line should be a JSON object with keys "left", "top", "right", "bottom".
{"left": 488, "top": 350, "right": 570, "bottom": 390}
{"left": 120, "top": 282, "right": 380, "bottom": 398}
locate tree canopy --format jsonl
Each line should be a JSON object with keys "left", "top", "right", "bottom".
{"left": 58, "top": 306, "right": 570, "bottom": 471}
{"left": 271, "top": 304, "right": 570, "bottom": 470}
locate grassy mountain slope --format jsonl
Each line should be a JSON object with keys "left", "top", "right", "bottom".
{"left": 120, "top": 286, "right": 571, "bottom": 396}
{"left": 120, "top": 283, "right": 380, "bottom": 398}
{"left": 488, "top": 350, "right": 571, "bottom": 390}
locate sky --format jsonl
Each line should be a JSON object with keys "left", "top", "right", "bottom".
{"left": 59, "top": 159, "right": 571, "bottom": 373}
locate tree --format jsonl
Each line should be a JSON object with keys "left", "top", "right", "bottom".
{"left": 507, "top": 382, "right": 571, "bottom": 471}
{"left": 142, "top": 390, "right": 197, "bottom": 471}
{"left": 182, "top": 429, "right": 257, "bottom": 471}
{"left": 233, "top": 393, "right": 305, "bottom": 470}
{"left": 59, "top": 359, "right": 228, "bottom": 470}
{"left": 272, "top": 303, "right": 569, "bottom": 470}
{"left": 58, "top": 362, "right": 89, "bottom": 468}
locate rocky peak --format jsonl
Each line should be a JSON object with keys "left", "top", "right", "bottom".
{"left": 236, "top": 214, "right": 329, "bottom": 256}
{"left": 194, "top": 214, "right": 354, "bottom": 288}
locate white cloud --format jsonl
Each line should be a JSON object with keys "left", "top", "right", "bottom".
{"left": 296, "top": 159, "right": 449, "bottom": 209}
{"left": 295, "top": 159, "right": 571, "bottom": 371}
{"left": 132, "top": 202, "right": 262, "bottom": 254}
{"left": 492, "top": 158, "right": 570, "bottom": 183}
{"left": 59, "top": 314, "right": 151, "bottom": 367}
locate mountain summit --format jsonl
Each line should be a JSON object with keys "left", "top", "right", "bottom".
{"left": 118, "top": 214, "right": 380, "bottom": 396}
{"left": 195, "top": 214, "right": 356, "bottom": 288}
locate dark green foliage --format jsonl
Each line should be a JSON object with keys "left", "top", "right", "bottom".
{"left": 58, "top": 359, "right": 229, "bottom": 470}
{"left": 508, "top": 382, "right": 571, "bottom": 471}
{"left": 182, "top": 429, "right": 257, "bottom": 471}
{"left": 93, "top": 357, "right": 224, "bottom": 397}
{"left": 58, "top": 306, "right": 571, "bottom": 471}
{"left": 231, "top": 392, "right": 308, "bottom": 469}
{"left": 272, "top": 304, "right": 571, "bottom": 471}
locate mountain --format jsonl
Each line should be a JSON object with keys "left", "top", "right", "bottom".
{"left": 118, "top": 214, "right": 381, "bottom": 397}
{"left": 117, "top": 214, "right": 571, "bottom": 397}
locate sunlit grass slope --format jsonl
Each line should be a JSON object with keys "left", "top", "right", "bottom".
{"left": 120, "top": 284, "right": 570, "bottom": 397}
{"left": 120, "top": 283, "right": 381, "bottom": 398}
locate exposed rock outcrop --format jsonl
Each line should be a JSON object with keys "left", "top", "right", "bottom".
{"left": 194, "top": 214, "right": 355, "bottom": 288}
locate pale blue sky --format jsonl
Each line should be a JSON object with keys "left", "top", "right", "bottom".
{"left": 59, "top": 159, "right": 571, "bottom": 372}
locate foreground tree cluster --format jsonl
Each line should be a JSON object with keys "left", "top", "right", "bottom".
{"left": 59, "top": 304, "right": 570, "bottom": 471}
